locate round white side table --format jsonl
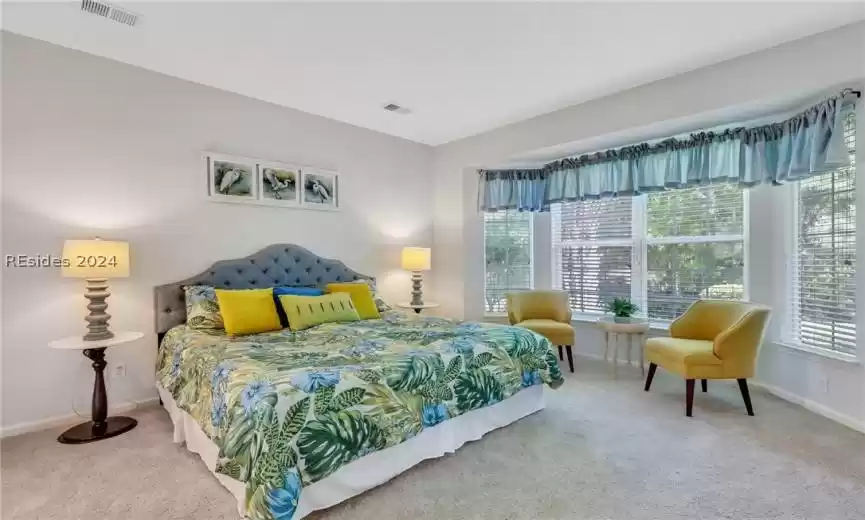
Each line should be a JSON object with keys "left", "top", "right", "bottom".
{"left": 49, "top": 331, "right": 144, "bottom": 444}
{"left": 596, "top": 318, "right": 650, "bottom": 378}
{"left": 397, "top": 302, "right": 440, "bottom": 314}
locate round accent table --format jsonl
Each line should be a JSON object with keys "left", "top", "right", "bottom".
{"left": 49, "top": 331, "right": 144, "bottom": 444}
{"left": 397, "top": 302, "right": 440, "bottom": 314}
{"left": 597, "top": 318, "right": 650, "bottom": 378}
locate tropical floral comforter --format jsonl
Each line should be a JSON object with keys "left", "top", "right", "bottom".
{"left": 156, "top": 311, "right": 564, "bottom": 520}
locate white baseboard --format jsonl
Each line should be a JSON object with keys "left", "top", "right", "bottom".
{"left": 574, "top": 350, "right": 865, "bottom": 434}
{"left": 750, "top": 381, "right": 865, "bottom": 434}
{"left": 0, "top": 397, "right": 161, "bottom": 439}
{"left": 572, "top": 349, "right": 645, "bottom": 369}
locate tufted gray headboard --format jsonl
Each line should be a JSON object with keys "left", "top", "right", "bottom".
{"left": 154, "top": 244, "right": 373, "bottom": 337}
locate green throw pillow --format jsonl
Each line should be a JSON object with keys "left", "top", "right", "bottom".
{"left": 279, "top": 293, "right": 360, "bottom": 331}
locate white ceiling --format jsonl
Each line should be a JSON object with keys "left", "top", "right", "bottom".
{"left": 3, "top": 2, "right": 864, "bottom": 145}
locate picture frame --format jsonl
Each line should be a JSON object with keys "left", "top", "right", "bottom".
{"left": 301, "top": 167, "right": 339, "bottom": 211}
{"left": 205, "top": 153, "right": 258, "bottom": 203}
{"left": 257, "top": 160, "right": 302, "bottom": 207}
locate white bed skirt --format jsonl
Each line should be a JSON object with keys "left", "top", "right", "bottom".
{"left": 157, "top": 384, "right": 546, "bottom": 519}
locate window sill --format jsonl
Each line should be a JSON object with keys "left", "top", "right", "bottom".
{"left": 486, "top": 312, "right": 670, "bottom": 331}
{"left": 570, "top": 313, "right": 671, "bottom": 331}
{"left": 775, "top": 341, "right": 861, "bottom": 364}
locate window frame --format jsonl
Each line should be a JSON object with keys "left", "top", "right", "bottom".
{"left": 551, "top": 197, "right": 635, "bottom": 316}
{"left": 782, "top": 108, "right": 858, "bottom": 360}
{"left": 482, "top": 210, "right": 535, "bottom": 316}
{"left": 551, "top": 187, "right": 749, "bottom": 327}
{"left": 640, "top": 188, "right": 750, "bottom": 324}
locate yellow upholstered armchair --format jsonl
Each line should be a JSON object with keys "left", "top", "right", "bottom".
{"left": 644, "top": 300, "right": 771, "bottom": 417}
{"left": 507, "top": 290, "right": 575, "bottom": 372}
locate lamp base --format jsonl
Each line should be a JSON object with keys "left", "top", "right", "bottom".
{"left": 58, "top": 416, "right": 137, "bottom": 444}
{"left": 410, "top": 271, "right": 424, "bottom": 306}
{"left": 83, "top": 278, "right": 113, "bottom": 341}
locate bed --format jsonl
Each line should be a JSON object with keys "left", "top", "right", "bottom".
{"left": 154, "top": 244, "right": 564, "bottom": 520}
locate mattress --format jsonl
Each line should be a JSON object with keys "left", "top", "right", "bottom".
{"left": 156, "top": 310, "right": 564, "bottom": 519}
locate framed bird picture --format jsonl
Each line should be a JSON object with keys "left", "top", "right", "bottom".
{"left": 301, "top": 167, "right": 339, "bottom": 211}
{"left": 205, "top": 153, "right": 258, "bottom": 204}
{"left": 257, "top": 160, "right": 301, "bottom": 207}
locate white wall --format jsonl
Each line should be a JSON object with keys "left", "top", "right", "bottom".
{"left": 431, "top": 22, "right": 865, "bottom": 430}
{"left": 0, "top": 33, "right": 433, "bottom": 433}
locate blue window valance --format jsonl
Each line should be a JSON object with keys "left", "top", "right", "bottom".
{"left": 479, "top": 89, "right": 859, "bottom": 212}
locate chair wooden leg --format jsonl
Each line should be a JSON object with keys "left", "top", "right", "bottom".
{"left": 701, "top": 379, "right": 708, "bottom": 393}
{"left": 558, "top": 345, "right": 563, "bottom": 361}
{"left": 685, "top": 379, "right": 695, "bottom": 417}
{"left": 644, "top": 363, "right": 657, "bottom": 391}
{"left": 737, "top": 379, "right": 755, "bottom": 416}
{"left": 565, "top": 345, "right": 574, "bottom": 373}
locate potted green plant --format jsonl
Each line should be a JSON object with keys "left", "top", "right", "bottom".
{"left": 606, "top": 297, "right": 639, "bottom": 323}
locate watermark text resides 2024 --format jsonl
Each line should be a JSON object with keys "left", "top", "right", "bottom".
{"left": 5, "top": 254, "right": 69, "bottom": 268}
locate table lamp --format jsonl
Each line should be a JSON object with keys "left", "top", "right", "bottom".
{"left": 62, "top": 239, "right": 130, "bottom": 341}
{"left": 401, "top": 247, "right": 431, "bottom": 306}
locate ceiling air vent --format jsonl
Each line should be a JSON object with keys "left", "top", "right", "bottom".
{"left": 382, "top": 103, "right": 411, "bottom": 115}
{"left": 81, "top": 0, "right": 139, "bottom": 27}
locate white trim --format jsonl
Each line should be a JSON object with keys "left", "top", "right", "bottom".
{"left": 645, "top": 234, "right": 744, "bottom": 245}
{"left": 556, "top": 238, "right": 633, "bottom": 247}
{"left": 633, "top": 195, "right": 648, "bottom": 308}
{"left": 570, "top": 313, "right": 670, "bottom": 331}
{"left": 742, "top": 187, "right": 752, "bottom": 301}
{"left": 0, "top": 397, "right": 160, "bottom": 439}
{"left": 750, "top": 381, "right": 865, "bottom": 434}
{"left": 529, "top": 212, "right": 536, "bottom": 287}
{"left": 775, "top": 341, "right": 861, "bottom": 364}
{"left": 568, "top": 351, "right": 865, "bottom": 434}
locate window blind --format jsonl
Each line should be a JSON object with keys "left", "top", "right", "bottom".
{"left": 646, "top": 184, "right": 746, "bottom": 321}
{"left": 790, "top": 109, "right": 856, "bottom": 355}
{"left": 484, "top": 210, "right": 533, "bottom": 313}
{"left": 553, "top": 198, "right": 633, "bottom": 314}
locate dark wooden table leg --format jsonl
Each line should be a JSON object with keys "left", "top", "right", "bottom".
{"left": 58, "top": 347, "right": 137, "bottom": 444}
{"left": 558, "top": 345, "right": 563, "bottom": 361}
{"left": 701, "top": 379, "right": 708, "bottom": 393}
{"left": 685, "top": 379, "right": 695, "bottom": 417}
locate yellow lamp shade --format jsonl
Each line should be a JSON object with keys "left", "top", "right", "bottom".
{"left": 401, "top": 247, "right": 431, "bottom": 271}
{"left": 62, "top": 239, "right": 130, "bottom": 279}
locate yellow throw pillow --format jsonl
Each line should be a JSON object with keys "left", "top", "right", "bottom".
{"left": 326, "top": 282, "right": 381, "bottom": 320}
{"left": 214, "top": 288, "right": 282, "bottom": 337}
{"left": 279, "top": 293, "right": 361, "bottom": 331}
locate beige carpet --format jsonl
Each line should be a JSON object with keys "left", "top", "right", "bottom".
{"left": 3, "top": 358, "right": 864, "bottom": 520}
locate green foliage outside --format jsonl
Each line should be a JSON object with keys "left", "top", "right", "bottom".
{"left": 484, "top": 212, "right": 532, "bottom": 313}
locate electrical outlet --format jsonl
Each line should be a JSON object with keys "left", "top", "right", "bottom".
{"left": 113, "top": 363, "right": 127, "bottom": 378}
